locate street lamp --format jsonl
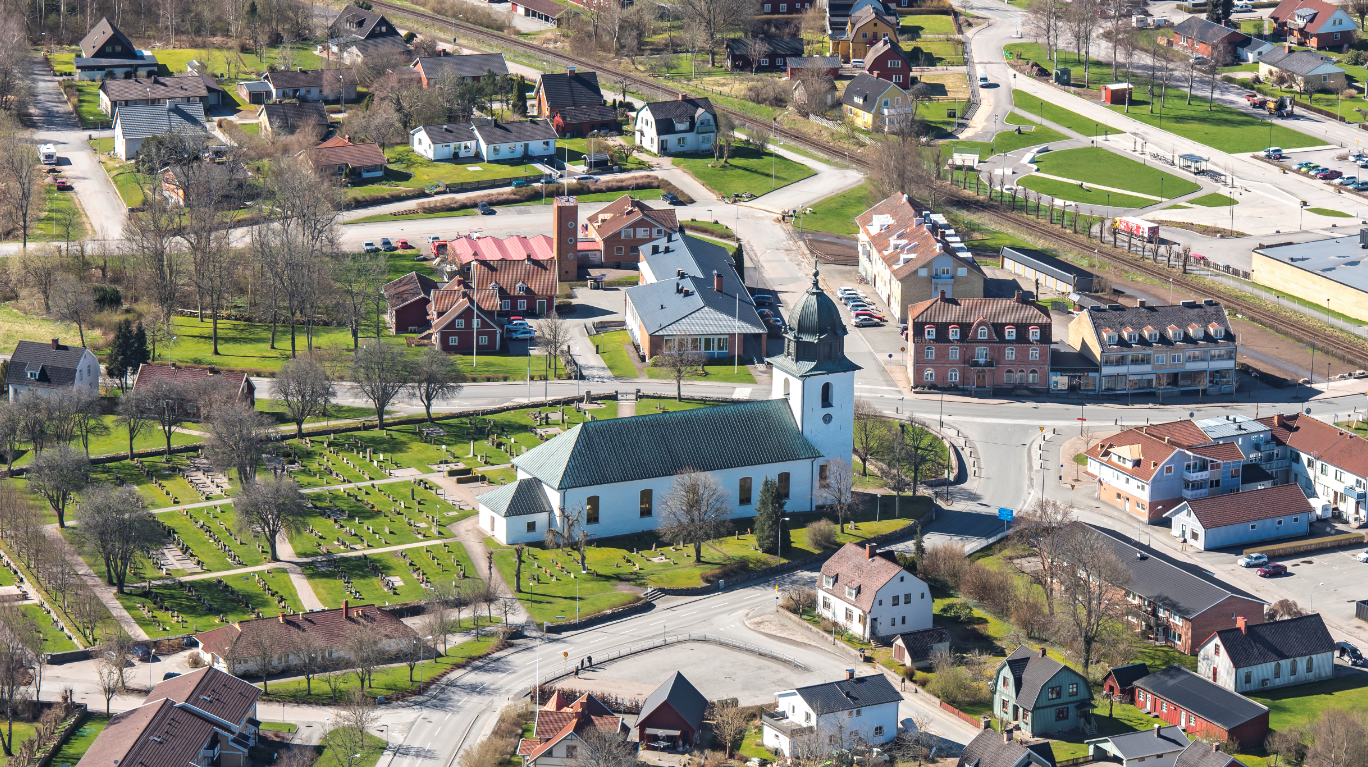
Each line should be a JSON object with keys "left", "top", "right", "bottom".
{"left": 777, "top": 516, "right": 791, "bottom": 565}
{"left": 1311, "top": 581, "right": 1326, "bottom": 608}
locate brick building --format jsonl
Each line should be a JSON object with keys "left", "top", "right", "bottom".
{"left": 383, "top": 271, "right": 440, "bottom": 334}
{"left": 906, "top": 292, "right": 1051, "bottom": 393}
{"left": 1269, "top": 0, "right": 1358, "bottom": 50}
{"left": 585, "top": 194, "right": 679, "bottom": 263}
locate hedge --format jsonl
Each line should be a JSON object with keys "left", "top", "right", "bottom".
{"left": 1243, "top": 531, "right": 1368, "bottom": 557}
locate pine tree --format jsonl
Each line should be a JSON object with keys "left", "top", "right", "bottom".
{"left": 106, "top": 320, "right": 132, "bottom": 389}
{"left": 513, "top": 76, "right": 528, "bottom": 117}
{"left": 132, "top": 322, "right": 150, "bottom": 367}
{"left": 913, "top": 528, "right": 926, "bottom": 562}
{"left": 753, "top": 477, "right": 789, "bottom": 556}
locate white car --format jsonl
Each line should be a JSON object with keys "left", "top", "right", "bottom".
{"left": 508, "top": 327, "right": 536, "bottom": 340}
{"left": 978, "top": 73, "right": 990, "bottom": 86}
{"left": 1237, "top": 553, "right": 1268, "bottom": 568}
{"left": 1357, "top": 550, "right": 1368, "bottom": 563}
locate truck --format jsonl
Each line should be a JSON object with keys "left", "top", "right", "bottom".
{"left": 38, "top": 144, "right": 56, "bottom": 164}
{"left": 1266, "top": 96, "right": 1294, "bottom": 117}
{"left": 1115, "top": 216, "right": 1160, "bottom": 242}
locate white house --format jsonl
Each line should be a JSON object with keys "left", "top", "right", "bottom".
{"left": 6, "top": 339, "right": 101, "bottom": 402}
{"left": 1270, "top": 412, "right": 1368, "bottom": 526}
{"left": 478, "top": 268, "right": 860, "bottom": 544}
{"left": 763, "top": 672, "right": 901, "bottom": 757}
{"left": 1164, "top": 483, "right": 1310, "bottom": 550}
{"left": 112, "top": 102, "right": 207, "bottom": 160}
{"left": 410, "top": 123, "right": 478, "bottom": 160}
{"left": 1196, "top": 614, "right": 1335, "bottom": 693}
{"left": 411, "top": 119, "right": 559, "bottom": 163}
{"left": 816, "top": 543, "right": 932, "bottom": 640}
{"left": 633, "top": 97, "right": 716, "bottom": 156}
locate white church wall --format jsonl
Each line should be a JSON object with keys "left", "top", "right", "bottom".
{"left": 770, "top": 368, "right": 856, "bottom": 468}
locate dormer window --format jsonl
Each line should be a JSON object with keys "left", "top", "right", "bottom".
{"left": 924, "top": 327, "right": 935, "bottom": 340}
{"left": 1126, "top": 332, "right": 1139, "bottom": 343}
{"left": 1105, "top": 332, "right": 1119, "bottom": 344}
{"left": 1029, "top": 327, "right": 1040, "bottom": 341}
{"left": 25, "top": 371, "right": 37, "bottom": 380}
{"left": 1168, "top": 326, "right": 1182, "bottom": 341}
{"left": 823, "top": 574, "right": 835, "bottom": 588}
{"left": 1212, "top": 326, "right": 1225, "bottom": 339}
{"left": 1005, "top": 327, "right": 1016, "bottom": 340}
{"left": 1146, "top": 330, "right": 1159, "bottom": 342}
{"left": 1189, "top": 324, "right": 1204, "bottom": 339}
{"left": 516, "top": 282, "right": 528, "bottom": 294}
{"left": 977, "top": 327, "right": 988, "bottom": 339}
{"left": 949, "top": 326, "right": 960, "bottom": 340}
{"left": 845, "top": 585, "right": 859, "bottom": 599}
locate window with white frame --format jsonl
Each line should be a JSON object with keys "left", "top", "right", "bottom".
{"left": 1029, "top": 327, "right": 1041, "bottom": 340}
{"left": 1029, "top": 348, "right": 1040, "bottom": 360}
{"left": 1005, "top": 348, "right": 1015, "bottom": 360}
{"left": 949, "top": 347, "right": 959, "bottom": 360}
{"left": 924, "top": 326, "right": 935, "bottom": 339}
{"left": 925, "top": 347, "right": 935, "bottom": 359}
{"left": 923, "top": 368, "right": 934, "bottom": 381}
{"left": 1005, "top": 327, "right": 1016, "bottom": 340}
{"left": 949, "top": 327, "right": 960, "bottom": 339}
{"left": 948, "top": 369, "right": 959, "bottom": 382}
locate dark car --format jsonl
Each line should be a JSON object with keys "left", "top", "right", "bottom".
{"left": 661, "top": 193, "right": 680, "bottom": 204}
{"left": 162, "top": 671, "right": 181, "bottom": 680}
{"left": 478, "top": 202, "right": 495, "bottom": 215}
{"left": 1257, "top": 562, "right": 1288, "bottom": 577}
{"left": 752, "top": 293, "right": 774, "bottom": 306}
{"left": 1316, "top": 169, "right": 1343, "bottom": 180}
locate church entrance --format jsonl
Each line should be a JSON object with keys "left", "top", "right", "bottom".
{"left": 973, "top": 369, "right": 987, "bottom": 389}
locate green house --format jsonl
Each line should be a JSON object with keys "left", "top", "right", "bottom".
{"left": 992, "top": 645, "right": 1091, "bottom": 737}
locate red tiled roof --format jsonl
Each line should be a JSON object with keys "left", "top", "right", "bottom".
{"left": 906, "top": 294, "right": 1051, "bottom": 326}
{"left": 588, "top": 195, "right": 679, "bottom": 240}
{"left": 306, "top": 137, "right": 386, "bottom": 168}
{"left": 384, "top": 271, "right": 439, "bottom": 309}
{"left": 1188, "top": 442, "right": 1246, "bottom": 461}
{"left": 1260, "top": 412, "right": 1368, "bottom": 478}
{"left": 1269, "top": 0, "right": 1345, "bottom": 33}
{"left": 818, "top": 543, "right": 908, "bottom": 612}
{"left": 1180, "top": 484, "right": 1312, "bottom": 529}
{"left": 132, "top": 363, "right": 250, "bottom": 398}
{"left": 195, "top": 603, "right": 415, "bottom": 663}
{"left": 1084, "top": 430, "right": 1182, "bottom": 482}
{"left": 144, "top": 667, "right": 262, "bottom": 725}
{"left": 470, "top": 259, "right": 557, "bottom": 311}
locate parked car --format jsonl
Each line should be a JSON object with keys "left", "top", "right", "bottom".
{"left": 511, "top": 179, "right": 531, "bottom": 188}
{"left": 1353, "top": 181, "right": 1368, "bottom": 191}
{"left": 1338, "top": 641, "right": 1364, "bottom": 661}
{"left": 1294, "top": 161, "right": 1313, "bottom": 169}
{"left": 1316, "top": 169, "right": 1343, "bottom": 180}
{"left": 853, "top": 309, "right": 886, "bottom": 321}
{"left": 978, "top": 73, "right": 990, "bottom": 86}
{"left": 752, "top": 293, "right": 774, "bottom": 306}
{"left": 397, "top": 238, "right": 412, "bottom": 249}
{"left": 55, "top": 179, "right": 72, "bottom": 191}
{"left": 576, "top": 175, "right": 598, "bottom": 182}
{"left": 362, "top": 241, "right": 379, "bottom": 253}
{"left": 428, "top": 235, "right": 442, "bottom": 243}
{"left": 478, "top": 201, "right": 495, "bottom": 215}
{"left": 852, "top": 316, "right": 881, "bottom": 327}
{"left": 380, "top": 238, "right": 396, "bottom": 251}
{"left": 1257, "top": 562, "right": 1288, "bottom": 577}
{"left": 1237, "top": 553, "right": 1268, "bottom": 568}
{"left": 1358, "top": 550, "right": 1368, "bottom": 563}
{"left": 1357, "top": 160, "right": 1368, "bottom": 169}
{"left": 661, "top": 192, "right": 680, "bottom": 204}
{"left": 162, "top": 672, "right": 181, "bottom": 680}
{"left": 508, "top": 327, "right": 536, "bottom": 340}
{"left": 1339, "top": 176, "right": 1359, "bottom": 186}
{"left": 505, "top": 319, "right": 532, "bottom": 332}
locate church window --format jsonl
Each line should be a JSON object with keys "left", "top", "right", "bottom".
{"left": 821, "top": 382, "right": 833, "bottom": 408}
{"left": 739, "top": 477, "right": 753, "bottom": 505}
{"left": 586, "top": 496, "right": 600, "bottom": 524}
{"left": 777, "top": 472, "right": 791, "bottom": 500}
{"left": 783, "top": 378, "right": 790, "bottom": 398}
{"left": 639, "top": 489, "right": 653, "bottom": 517}
{"left": 819, "top": 463, "right": 829, "bottom": 485}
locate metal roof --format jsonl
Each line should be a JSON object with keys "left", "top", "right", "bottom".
{"left": 626, "top": 277, "right": 766, "bottom": 336}
{"left": 1133, "top": 666, "right": 1268, "bottom": 730}
{"left": 512, "top": 399, "right": 821, "bottom": 490}
{"left": 1194, "top": 413, "right": 1270, "bottom": 441}
{"left": 1088, "top": 726, "right": 1189, "bottom": 760}
{"left": 113, "top": 102, "right": 207, "bottom": 140}
{"left": 477, "top": 477, "right": 553, "bottom": 518}
{"left": 1254, "top": 233, "right": 1368, "bottom": 295}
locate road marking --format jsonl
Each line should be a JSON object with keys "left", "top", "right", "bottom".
{"left": 645, "top": 620, "right": 666, "bottom": 626}
{"left": 677, "top": 610, "right": 697, "bottom": 616}
{"left": 732, "top": 388, "right": 753, "bottom": 398}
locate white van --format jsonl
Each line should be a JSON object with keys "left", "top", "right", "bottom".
{"left": 978, "top": 73, "right": 989, "bottom": 86}
{"left": 38, "top": 144, "right": 56, "bottom": 164}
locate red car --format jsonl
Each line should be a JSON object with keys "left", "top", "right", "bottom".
{"left": 853, "top": 309, "right": 885, "bottom": 322}
{"left": 1257, "top": 563, "right": 1288, "bottom": 577}
{"left": 55, "top": 180, "right": 71, "bottom": 191}
{"left": 1315, "top": 169, "right": 1343, "bottom": 180}
{"left": 397, "top": 238, "right": 412, "bottom": 249}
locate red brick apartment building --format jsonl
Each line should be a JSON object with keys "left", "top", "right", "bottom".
{"left": 906, "top": 292, "right": 1051, "bottom": 393}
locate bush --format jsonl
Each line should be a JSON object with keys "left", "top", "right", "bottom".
{"left": 403, "top": 31, "right": 417, "bottom": 43}
{"left": 93, "top": 284, "right": 122, "bottom": 310}
{"left": 926, "top": 666, "right": 985, "bottom": 706}
{"left": 958, "top": 561, "right": 1014, "bottom": 617}
{"left": 187, "top": 653, "right": 205, "bottom": 668}
{"left": 743, "top": 80, "right": 790, "bottom": 108}
{"left": 918, "top": 542, "right": 967, "bottom": 588}
{"left": 938, "top": 599, "right": 975, "bottom": 623}
{"left": 1347, "top": 49, "right": 1366, "bottom": 65}
{"left": 806, "top": 519, "right": 838, "bottom": 550}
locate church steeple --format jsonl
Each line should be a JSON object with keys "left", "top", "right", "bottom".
{"left": 770, "top": 269, "right": 858, "bottom": 379}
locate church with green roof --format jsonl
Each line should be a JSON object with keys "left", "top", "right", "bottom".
{"left": 478, "top": 270, "right": 860, "bottom": 544}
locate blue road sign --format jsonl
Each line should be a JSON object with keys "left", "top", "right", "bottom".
{"left": 998, "top": 507, "right": 1014, "bottom": 521}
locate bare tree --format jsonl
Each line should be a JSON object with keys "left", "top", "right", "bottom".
{"left": 275, "top": 358, "right": 335, "bottom": 438}
{"left": 235, "top": 476, "right": 310, "bottom": 562}
{"left": 411, "top": 346, "right": 465, "bottom": 422}
{"left": 134, "top": 377, "right": 186, "bottom": 460}
{"left": 114, "top": 390, "right": 154, "bottom": 461}
{"left": 568, "top": 727, "right": 638, "bottom": 767}
{"left": 324, "top": 689, "right": 379, "bottom": 767}
{"left": 545, "top": 504, "right": 591, "bottom": 572}
{"left": 286, "top": 629, "right": 331, "bottom": 697}
{"left": 878, "top": 428, "right": 914, "bottom": 520}
{"left": 852, "top": 399, "right": 888, "bottom": 477}
{"left": 203, "top": 403, "right": 269, "bottom": 482}
{"left": 241, "top": 623, "right": 276, "bottom": 693}
{"left": 1054, "top": 523, "right": 1131, "bottom": 678}
{"left": 1305, "top": 709, "right": 1368, "bottom": 767}
{"left": 1268, "top": 598, "right": 1308, "bottom": 621}
{"left": 534, "top": 314, "right": 572, "bottom": 382}
{"left": 657, "top": 470, "right": 732, "bottom": 563}
{"left": 820, "top": 457, "right": 858, "bottom": 532}
{"left": 1012, "top": 498, "right": 1075, "bottom": 615}
{"left": 343, "top": 622, "right": 382, "bottom": 689}
{"left": 27, "top": 445, "right": 88, "bottom": 528}
{"left": 0, "top": 123, "right": 43, "bottom": 249}
{"left": 352, "top": 341, "right": 412, "bottom": 428}
{"left": 1349, "top": 0, "right": 1368, "bottom": 31}
{"left": 95, "top": 657, "right": 121, "bottom": 716}
{"left": 655, "top": 346, "right": 705, "bottom": 401}
{"left": 49, "top": 276, "right": 96, "bottom": 347}
{"left": 673, "top": 0, "right": 751, "bottom": 66}
{"left": 73, "top": 484, "right": 164, "bottom": 593}
{"left": 712, "top": 701, "right": 750, "bottom": 758}
{"left": 9, "top": 249, "right": 61, "bottom": 313}
{"left": 333, "top": 249, "right": 388, "bottom": 347}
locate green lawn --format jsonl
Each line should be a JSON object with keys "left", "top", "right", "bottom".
{"left": 114, "top": 569, "right": 305, "bottom": 638}
{"left": 672, "top": 146, "right": 815, "bottom": 198}
{"left": 301, "top": 543, "right": 479, "bottom": 608}
{"left": 946, "top": 124, "right": 1069, "bottom": 159}
{"left": 157, "top": 506, "right": 268, "bottom": 574}
{"left": 1017, "top": 175, "right": 1156, "bottom": 209}
{"left": 1005, "top": 42, "right": 1322, "bottom": 152}
{"left": 1250, "top": 675, "right": 1368, "bottom": 732}
{"left": 1031, "top": 147, "right": 1201, "bottom": 198}
{"left": 679, "top": 220, "right": 737, "bottom": 239}
{"left": 645, "top": 358, "right": 757, "bottom": 384}
{"left": 1188, "top": 192, "right": 1238, "bottom": 207}
{"left": 348, "top": 208, "right": 479, "bottom": 224}
{"left": 148, "top": 315, "right": 421, "bottom": 372}
{"left": 800, "top": 184, "right": 873, "bottom": 236}
{"left": 557, "top": 138, "right": 650, "bottom": 170}
{"left": 266, "top": 635, "right": 502, "bottom": 703}
{"left": 68, "top": 82, "right": 105, "bottom": 128}
{"left": 899, "top": 12, "right": 957, "bottom": 37}
{"left": 22, "top": 604, "right": 79, "bottom": 653}
{"left": 1010, "top": 90, "right": 1122, "bottom": 138}
{"left": 1307, "top": 207, "right": 1353, "bottom": 217}
{"left": 49, "top": 715, "right": 108, "bottom": 767}
{"left": 377, "top": 145, "right": 547, "bottom": 189}
{"left": 11, "top": 185, "right": 89, "bottom": 244}
{"left": 256, "top": 398, "right": 381, "bottom": 426}
{"left": 591, "top": 330, "right": 639, "bottom": 379}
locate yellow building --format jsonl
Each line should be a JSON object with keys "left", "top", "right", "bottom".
{"left": 830, "top": 5, "right": 899, "bottom": 61}
{"left": 1252, "top": 235, "right": 1368, "bottom": 322}
{"left": 841, "top": 73, "right": 908, "bottom": 130}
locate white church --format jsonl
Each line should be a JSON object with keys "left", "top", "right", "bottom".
{"left": 477, "top": 269, "right": 861, "bottom": 545}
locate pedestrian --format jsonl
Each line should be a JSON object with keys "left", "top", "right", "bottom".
{"left": 587, "top": 655, "right": 593, "bottom": 666}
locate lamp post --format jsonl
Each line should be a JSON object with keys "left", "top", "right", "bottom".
{"left": 777, "top": 516, "right": 791, "bottom": 565}
{"left": 1311, "top": 581, "right": 1326, "bottom": 608}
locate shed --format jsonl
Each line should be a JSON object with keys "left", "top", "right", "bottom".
{"left": 632, "top": 672, "right": 708, "bottom": 752}
{"left": 891, "top": 627, "right": 952, "bottom": 668}
{"left": 1101, "top": 83, "right": 1132, "bottom": 104}
{"left": 1101, "top": 663, "right": 1150, "bottom": 701}
{"left": 1001, "top": 246, "right": 1096, "bottom": 294}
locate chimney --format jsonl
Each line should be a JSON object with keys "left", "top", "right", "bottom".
{"left": 677, "top": 268, "right": 684, "bottom": 277}
{"left": 342, "top": 599, "right": 349, "bottom": 619}
{"left": 844, "top": 669, "right": 855, "bottom": 680}
{"left": 1014, "top": 291, "right": 1025, "bottom": 303}
{"left": 49, "top": 338, "right": 58, "bottom": 350}
{"left": 866, "top": 543, "right": 876, "bottom": 559}
{"left": 676, "top": 282, "right": 683, "bottom": 294}
{"left": 1003, "top": 730, "right": 1013, "bottom": 744}
{"left": 1237, "top": 616, "right": 1247, "bottom": 634}
{"left": 1039, "top": 647, "right": 1047, "bottom": 658}
{"left": 679, "top": 92, "right": 687, "bottom": 100}
{"left": 279, "top": 613, "right": 285, "bottom": 623}
{"left": 1212, "top": 744, "right": 1221, "bottom": 753}
{"left": 1137, "top": 299, "right": 1147, "bottom": 307}
{"left": 567, "top": 65, "right": 576, "bottom": 75}
{"left": 1286, "top": 43, "right": 1292, "bottom": 53}
{"left": 1155, "top": 724, "right": 1162, "bottom": 738}
{"left": 714, "top": 270, "right": 723, "bottom": 292}
{"left": 938, "top": 289, "right": 947, "bottom": 299}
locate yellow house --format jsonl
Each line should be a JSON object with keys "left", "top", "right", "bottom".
{"left": 841, "top": 72, "right": 908, "bottom": 130}
{"left": 831, "top": 5, "right": 899, "bottom": 61}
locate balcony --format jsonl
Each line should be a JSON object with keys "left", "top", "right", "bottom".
{"left": 1183, "top": 469, "right": 1211, "bottom": 481}
{"left": 1182, "top": 486, "right": 1210, "bottom": 500}
{"left": 760, "top": 710, "right": 812, "bottom": 738}
{"left": 968, "top": 358, "right": 995, "bottom": 368}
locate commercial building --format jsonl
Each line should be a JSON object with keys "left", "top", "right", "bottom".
{"left": 1252, "top": 232, "right": 1368, "bottom": 323}
{"left": 1066, "top": 300, "right": 1237, "bottom": 395}
{"left": 906, "top": 292, "right": 1052, "bottom": 392}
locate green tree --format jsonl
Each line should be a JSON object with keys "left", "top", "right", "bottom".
{"left": 104, "top": 320, "right": 133, "bottom": 390}
{"left": 752, "top": 477, "right": 789, "bottom": 557}
{"left": 914, "top": 528, "right": 926, "bottom": 561}
{"left": 512, "top": 76, "right": 528, "bottom": 117}
{"left": 132, "top": 322, "right": 150, "bottom": 367}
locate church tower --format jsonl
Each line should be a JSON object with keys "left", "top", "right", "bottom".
{"left": 768, "top": 269, "right": 861, "bottom": 475}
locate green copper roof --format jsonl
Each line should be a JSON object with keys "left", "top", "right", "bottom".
{"left": 478, "top": 477, "right": 553, "bottom": 517}
{"left": 512, "top": 399, "right": 822, "bottom": 490}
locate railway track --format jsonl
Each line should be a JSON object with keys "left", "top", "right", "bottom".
{"left": 370, "top": 0, "right": 1368, "bottom": 369}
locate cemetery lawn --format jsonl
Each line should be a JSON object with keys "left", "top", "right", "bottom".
{"left": 264, "top": 634, "right": 504, "bottom": 703}
{"left": 23, "top": 604, "right": 79, "bottom": 653}
{"left": 300, "top": 542, "right": 479, "bottom": 608}
{"left": 157, "top": 506, "right": 270, "bottom": 574}
{"left": 114, "top": 568, "right": 305, "bottom": 638}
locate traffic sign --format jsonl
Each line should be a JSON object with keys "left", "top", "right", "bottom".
{"left": 998, "top": 508, "right": 1014, "bottom": 521}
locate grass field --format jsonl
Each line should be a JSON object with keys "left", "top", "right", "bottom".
{"left": 10, "top": 185, "right": 89, "bottom": 244}
{"left": 1031, "top": 147, "right": 1201, "bottom": 198}
{"left": 947, "top": 124, "right": 1069, "bottom": 159}
{"left": 645, "top": 358, "right": 757, "bottom": 384}
{"left": 266, "top": 634, "right": 502, "bottom": 703}
{"left": 146, "top": 316, "right": 429, "bottom": 372}
{"left": 800, "top": 184, "right": 873, "bottom": 236}
{"left": 23, "top": 604, "right": 78, "bottom": 653}
{"left": 114, "top": 569, "right": 305, "bottom": 637}
{"left": 591, "top": 330, "right": 639, "bottom": 379}
{"left": 899, "top": 12, "right": 957, "bottom": 37}
{"left": 49, "top": 715, "right": 108, "bottom": 767}
{"left": 1188, "top": 192, "right": 1238, "bottom": 207}
{"left": 1307, "top": 207, "right": 1353, "bottom": 217}
{"left": 1010, "top": 90, "right": 1122, "bottom": 137}
{"left": 1004, "top": 42, "right": 1323, "bottom": 152}
{"left": 301, "top": 542, "right": 480, "bottom": 608}
{"left": 0, "top": 305, "right": 100, "bottom": 355}
{"left": 1250, "top": 674, "right": 1368, "bottom": 733}
{"left": 377, "top": 146, "right": 547, "bottom": 189}
{"left": 673, "top": 145, "right": 815, "bottom": 198}
{"left": 1017, "top": 175, "right": 1156, "bottom": 209}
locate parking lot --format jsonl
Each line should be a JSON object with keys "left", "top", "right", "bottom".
{"left": 1265, "top": 145, "right": 1368, "bottom": 201}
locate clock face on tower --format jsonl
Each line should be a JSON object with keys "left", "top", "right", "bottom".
{"left": 822, "top": 413, "right": 833, "bottom": 424}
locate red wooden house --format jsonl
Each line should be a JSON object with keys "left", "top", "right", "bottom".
{"left": 631, "top": 672, "right": 707, "bottom": 752}
{"left": 551, "top": 104, "right": 620, "bottom": 137}
{"left": 383, "top": 271, "right": 440, "bottom": 334}
{"left": 863, "top": 38, "right": 913, "bottom": 86}
{"left": 1133, "top": 666, "right": 1269, "bottom": 748}
{"left": 1101, "top": 663, "right": 1149, "bottom": 703}
{"left": 785, "top": 55, "right": 840, "bottom": 80}
{"left": 427, "top": 289, "right": 502, "bottom": 353}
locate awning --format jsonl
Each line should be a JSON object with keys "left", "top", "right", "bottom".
{"left": 645, "top": 729, "right": 681, "bottom": 736}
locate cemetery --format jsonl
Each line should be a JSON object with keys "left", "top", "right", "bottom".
{"left": 301, "top": 541, "right": 484, "bottom": 609}
{"left": 114, "top": 569, "right": 305, "bottom": 638}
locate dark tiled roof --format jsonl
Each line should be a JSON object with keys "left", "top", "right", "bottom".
{"left": 1176, "top": 484, "right": 1311, "bottom": 529}
{"left": 1001, "top": 246, "right": 1092, "bottom": 283}
{"left": 259, "top": 102, "right": 329, "bottom": 134}
{"left": 642, "top": 97, "right": 715, "bottom": 123}
{"left": 1092, "top": 726, "right": 1189, "bottom": 760}
{"left": 513, "top": 399, "right": 822, "bottom": 490}
{"left": 144, "top": 667, "right": 261, "bottom": 725}
{"left": 1002, "top": 645, "right": 1083, "bottom": 706}
{"left": 725, "top": 37, "right": 804, "bottom": 56}
{"left": 1105, "top": 663, "right": 1150, "bottom": 691}
{"left": 638, "top": 672, "right": 708, "bottom": 730}
{"left": 7, "top": 340, "right": 92, "bottom": 390}
{"left": 343, "top": 36, "right": 411, "bottom": 58}
{"left": 76, "top": 698, "right": 233, "bottom": 767}
{"left": 841, "top": 72, "right": 903, "bottom": 113}
{"left": 819, "top": 544, "right": 911, "bottom": 612}
{"left": 383, "top": 271, "right": 439, "bottom": 309}
{"left": 788, "top": 56, "right": 841, "bottom": 68}
{"left": 478, "top": 477, "right": 553, "bottom": 518}
{"left": 958, "top": 730, "right": 1053, "bottom": 767}
{"left": 1133, "top": 666, "right": 1268, "bottom": 730}
{"left": 556, "top": 104, "right": 619, "bottom": 124}
{"left": 1077, "top": 523, "right": 1266, "bottom": 617}
{"left": 537, "top": 71, "right": 605, "bottom": 111}
{"left": 1261, "top": 47, "right": 1342, "bottom": 76}
{"left": 1174, "top": 742, "right": 1240, "bottom": 767}
{"left": 114, "top": 102, "right": 207, "bottom": 141}
{"left": 414, "top": 53, "right": 509, "bottom": 79}
{"left": 1079, "top": 303, "right": 1234, "bottom": 351}
{"left": 893, "top": 627, "right": 952, "bottom": 662}
{"left": 74, "top": 53, "right": 158, "bottom": 68}
{"left": 417, "top": 123, "right": 478, "bottom": 144}
{"left": 474, "top": 118, "right": 558, "bottom": 144}
{"left": 101, "top": 75, "right": 209, "bottom": 103}
{"left": 1172, "top": 17, "right": 1245, "bottom": 44}
{"left": 330, "top": 6, "right": 400, "bottom": 39}
{"left": 794, "top": 674, "right": 902, "bottom": 715}
{"left": 80, "top": 17, "right": 138, "bottom": 59}
{"left": 1208, "top": 614, "right": 1335, "bottom": 668}
{"left": 263, "top": 68, "right": 355, "bottom": 89}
